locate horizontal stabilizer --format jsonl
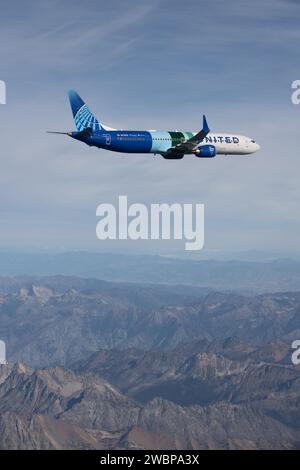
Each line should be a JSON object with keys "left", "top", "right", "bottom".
{"left": 47, "top": 127, "right": 93, "bottom": 141}
{"left": 47, "top": 131, "right": 71, "bottom": 135}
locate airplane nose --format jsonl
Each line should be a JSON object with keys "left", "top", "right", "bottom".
{"left": 256, "top": 143, "right": 260, "bottom": 151}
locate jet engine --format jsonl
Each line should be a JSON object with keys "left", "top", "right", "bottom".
{"left": 194, "top": 145, "right": 216, "bottom": 158}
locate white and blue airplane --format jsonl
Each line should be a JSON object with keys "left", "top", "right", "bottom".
{"left": 49, "top": 90, "right": 260, "bottom": 159}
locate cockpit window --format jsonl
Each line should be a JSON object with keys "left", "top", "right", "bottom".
{"left": 251, "top": 139, "right": 255, "bottom": 143}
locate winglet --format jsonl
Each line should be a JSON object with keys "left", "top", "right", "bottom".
{"left": 203, "top": 115, "right": 209, "bottom": 133}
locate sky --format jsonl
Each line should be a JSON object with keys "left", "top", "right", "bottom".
{"left": 0, "top": 0, "right": 299, "bottom": 257}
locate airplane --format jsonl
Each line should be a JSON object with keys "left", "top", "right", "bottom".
{"left": 48, "top": 90, "right": 260, "bottom": 159}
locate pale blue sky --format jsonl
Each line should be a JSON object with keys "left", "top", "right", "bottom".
{"left": 0, "top": 0, "right": 299, "bottom": 256}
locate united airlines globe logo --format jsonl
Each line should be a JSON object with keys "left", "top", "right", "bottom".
{"left": 74, "top": 104, "right": 102, "bottom": 132}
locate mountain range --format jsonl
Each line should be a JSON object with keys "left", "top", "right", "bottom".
{"left": 0, "top": 277, "right": 300, "bottom": 368}
{"left": 1, "top": 275, "right": 300, "bottom": 449}
{"left": 1, "top": 352, "right": 299, "bottom": 450}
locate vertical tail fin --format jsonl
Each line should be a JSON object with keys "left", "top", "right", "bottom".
{"left": 68, "top": 90, "right": 105, "bottom": 132}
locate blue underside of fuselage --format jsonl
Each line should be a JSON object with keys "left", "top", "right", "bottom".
{"left": 73, "top": 130, "right": 154, "bottom": 153}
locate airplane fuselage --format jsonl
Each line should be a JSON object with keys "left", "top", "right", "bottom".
{"left": 71, "top": 130, "right": 260, "bottom": 156}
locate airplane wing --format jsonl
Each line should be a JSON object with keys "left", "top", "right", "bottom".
{"left": 167, "top": 115, "right": 210, "bottom": 154}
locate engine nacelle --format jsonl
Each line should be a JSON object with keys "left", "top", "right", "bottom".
{"left": 194, "top": 145, "right": 216, "bottom": 158}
